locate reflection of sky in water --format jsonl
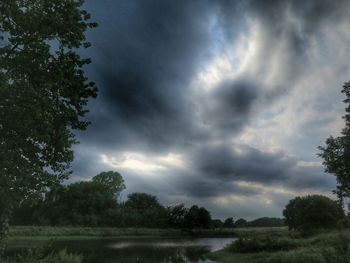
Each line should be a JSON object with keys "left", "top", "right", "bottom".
{"left": 108, "top": 238, "right": 234, "bottom": 251}
{"left": 46, "top": 237, "right": 236, "bottom": 263}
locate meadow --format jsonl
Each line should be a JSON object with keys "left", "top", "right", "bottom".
{"left": 207, "top": 227, "right": 350, "bottom": 263}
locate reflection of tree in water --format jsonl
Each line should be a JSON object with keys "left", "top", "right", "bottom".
{"left": 184, "top": 246, "right": 211, "bottom": 262}
{"left": 161, "top": 246, "right": 211, "bottom": 263}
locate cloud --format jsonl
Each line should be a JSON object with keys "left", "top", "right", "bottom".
{"left": 70, "top": 0, "right": 350, "bottom": 218}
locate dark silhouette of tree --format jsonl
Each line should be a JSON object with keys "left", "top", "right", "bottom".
{"left": 234, "top": 218, "right": 247, "bottom": 228}
{"left": 211, "top": 219, "right": 224, "bottom": 229}
{"left": 283, "top": 195, "right": 344, "bottom": 232}
{"left": 167, "top": 204, "right": 187, "bottom": 228}
{"left": 319, "top": 81, "right": 350, "bottom": 206}
{"left": 247, "top": 217, "right": 285, "bottom": 227}
{"left": 0, "top": 0, "right": 97, "bottom": 239}
{"left": 10, "top": 174, "right": 220, "bottom": 229}
{"left": 223, "top": 217, "right": 234, "bottom": 228}
{"left": 184, "top": 205, "right": 211, "bottom": 229}
{"left": 92, "top": 171, "right": 125, "bottom": 199}
{"left": 61, "top": 181, "right": 118, "bottom": 226}
{"left": 125, "top": 193, "right": 168, "bottom": 227}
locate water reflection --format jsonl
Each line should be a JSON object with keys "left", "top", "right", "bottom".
{"left": 53, "top": 237, "right": 234, "bottom": 263}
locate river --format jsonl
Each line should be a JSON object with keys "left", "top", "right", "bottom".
{"left": 46, "top": 237, "right": 234, "bottom": 263}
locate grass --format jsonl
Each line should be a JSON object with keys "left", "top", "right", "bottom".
{"left": 1, "top": 250, "right": 82, "bottom": 263}
{"left": 8, "top": 226, "right": 236, "bottom": 240}
{"left": 207, "top": 227, "right": 350, "bottom": 263}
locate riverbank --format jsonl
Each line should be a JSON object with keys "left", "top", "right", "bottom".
{"left": 207, "top": 227, "right": 350, "bottom": 263}
{"left": 8, "top": 226, "right": 237, "bottom": 241}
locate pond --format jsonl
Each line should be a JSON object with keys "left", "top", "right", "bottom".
{"left": 9, "top": 237, "right": 234, "bottom": 263}
{"left": 56, "top": 237, "right": 234, "bottom": 263}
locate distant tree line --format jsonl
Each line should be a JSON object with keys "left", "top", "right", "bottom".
{"left": 10, "top": 170, "right": 286, "bottom": 229}
{"left": 10, "top": 171, "right": 213, "bottom": 229}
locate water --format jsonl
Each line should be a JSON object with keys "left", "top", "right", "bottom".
{"left": 50, "top": 237, "right": 234, "bottom": 263}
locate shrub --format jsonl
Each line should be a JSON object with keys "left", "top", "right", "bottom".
{"left": 228, "top": 237, "right": 298, "bottom": 253}
{"left": 283, "top": 195, "right": 344, "bottom": 233}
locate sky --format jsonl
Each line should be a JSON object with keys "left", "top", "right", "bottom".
{"left": 72, "top": 0, "right": 350, "bottom": 220}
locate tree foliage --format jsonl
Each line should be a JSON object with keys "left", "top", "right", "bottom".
{"left": 319, "top": 81, "right": 350, "bottom": 204}
{"left": 124, "top": 192, "right": 168, "bottom": 228}
{"left": 211, "top": 219, "right": 224, "bottom": 229}
{"left": 247, "top": 217, "right": 285, "bottom": 227}
{"left": 167, "top": 204, "right": 187, "bottom": 228}
{"left": 283, "top": 195, "right": 344, "bottom": 232}
{"left": 184, "top": 205, "right": 211, "bottom": 229}
{"left": 0, "top": 0, "right": 97, "bottom": 238}
{"left": 223, "top": 217, "right": 234, "bottom": 228}
{"left": 234, "top": 218, "right": 247, "bottom": 228}
{"left": 92, "top": 171, "right": 125, "bottom": 199}
{"left": 11, "top": 173, "right": 213, "bottom": 229}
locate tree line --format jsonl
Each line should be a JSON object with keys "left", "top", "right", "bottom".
{"left": 10, "top": 171, "right": 285, "bottom": 229}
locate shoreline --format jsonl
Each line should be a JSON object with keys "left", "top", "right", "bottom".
{"left": 8, "top": 226, "right": 239, "bottom": 241}
{"left": 206, "top": 228, "right": 350, "bottom": 263}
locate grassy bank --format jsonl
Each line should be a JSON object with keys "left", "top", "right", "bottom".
{"left": 8, "top": 226, "right": 236, "bottom": 240}
{"left": 207, "top": 228, "right": 350, "bottom": 263}
{"left": 2, "top": 250, "right": 82, "bottom": 263}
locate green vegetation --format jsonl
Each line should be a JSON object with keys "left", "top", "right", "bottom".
{"left": 8, "top": 226, "right": 236, "bottom": 240}
{"left": 208, "top": 228, "right": 350, "bottom": 263}
{"left": 319, "top": 81, "right": 350, "bottom": 204}
{"left": 208, "top": 193, "right": 349, "bottom": 262}
{"left": 0, "top": 0, "right": 97, "bottom": 239}
{"left": 10, "top": 173, "right": 213, "bottom": 229}
{"left": 283, "top": 195, "right": 345, "bottom": 233}
{"left": 2, "top": 250, "right": 82, "bottom": 263}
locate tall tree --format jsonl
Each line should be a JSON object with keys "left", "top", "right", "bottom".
{"left": 92, "top": 171, "right": 126, "bottom": 200}
{"left": 319, "top": 81, "right": 350, "bottom": 206}
{"left": 0, "top": 0, "right": 97, "bottom": 239}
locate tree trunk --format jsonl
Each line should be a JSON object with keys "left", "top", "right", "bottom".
{"left": 0, "top": 204, "right": 11, "bottom": 241}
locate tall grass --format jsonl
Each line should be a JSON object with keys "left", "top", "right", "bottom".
{"left": 2, "top": 250, "right": 82, "bottom": 263}
{"left": 208, "top": 228, "right": 350, "bottom": 263}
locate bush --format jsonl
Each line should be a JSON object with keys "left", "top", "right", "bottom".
{"left": 283, "top": 195, "right": 344, "bottom": 233}
{"left": 228, "top": 237, "right": 298, "bottom": 253}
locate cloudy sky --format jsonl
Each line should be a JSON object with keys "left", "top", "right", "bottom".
{"left": 72, "top": 0, "right": 350, "bottom": 219}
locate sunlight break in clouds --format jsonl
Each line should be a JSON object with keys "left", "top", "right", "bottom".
{"left": 101, "top": 152, "right": 185, "bottom": 173}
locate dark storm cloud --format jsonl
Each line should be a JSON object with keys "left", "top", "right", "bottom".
{"left": 192, "top": 144, "right": 293, "bottom": 183}
{"left": 79, "top": 0, "right": 350, "bottom": 151}
{"left": 80, "top": 0, "right": 216, "bottom": 151}
{"left": 174, "top": 173, "right": 261, "bottom": 198}
{"left": 70, "top": 0, "right": 349, "bottom": 217}
{"left": 204, "top": 79, "right": 260, "bottom": 134}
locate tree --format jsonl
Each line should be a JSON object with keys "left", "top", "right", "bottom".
{"left": 125, "top": 193, "right": 162, "bottom": 210}
{"left": 92, "top": 171, "right": 125, "bottom": 199}
{"left": 319, "top": 81, "right": 350, "bottom": 206}
{"left": 184, "top": 205, "right": 212, "bottom": 229}
{"left": 248, "top": 217, "right": 285, "bottom": 227}
{"left": 223, "top": 217, "right": 234, "bottom": 228}
{"left": 0, "top": 0, "right": 97, "bottom": 239}
{"left": 61, "top": 181, "right": 118, "bottom": 226}
{"left": 211, "top": 219, "right": 224, "bottom": 229}
{"left": 283, "top": 195, "right": 344, "bottom": 232}
{"left": 234, "top": 218, "right": 247, "bottom": 228}
{"left": 167, "top": 203, "right": 187, "bottom": 228}
{"left": 125, "top": 193, "right": 167, "bottom": 227}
